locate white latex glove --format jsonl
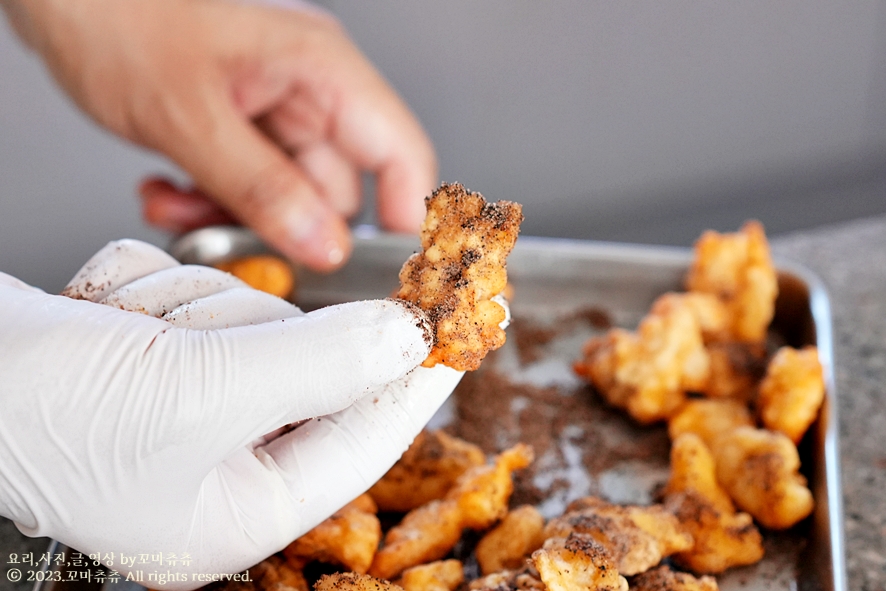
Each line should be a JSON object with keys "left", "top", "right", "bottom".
{"left": 0, "top": 239, "right": 465, "bottom": 590}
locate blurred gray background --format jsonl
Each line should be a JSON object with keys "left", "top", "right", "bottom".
{"left": 2, "top": 1, "right": 886, "bottom": 292}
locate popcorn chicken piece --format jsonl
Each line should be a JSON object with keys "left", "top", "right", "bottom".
{"left": 450, "top": 444, "right": 534, "bottom": 530}
{"left": 369, "top": 444, "right": 533, "bottom": 580}
{"left": 574, "top": 296, "right": 710, "bottom": 425}
{"left": 664, "top": 491, "right": 764, "bottom": 575}
{"left": 650, "top": 292, "right": 730, "bottom": 344}
{"left": 668, "top": 399, "right": 754, "bottom": 450}
{"left": 475, "top": 505, "right": 546, "bottom": 575}
{"left": 758, "top": 346, "right": 825, "bottom": 444}
{"left": 543, "top": 497, "right": 693, "bottom": 576}
{"left": 397, "top": 560, "right": 464, "bottom": 591}
{"left": 251, "top": 556, "right": 309, "bottom": 591}
{"left": 215, "top": 255, "right": 295, "bottom": 299}
{"left": 662, "top": 434, "right": 764, "bottom": 574}
{"left": 713, "top": 427, "right": 814, "bottom": 530}
{"left": 397, "top": 183, "right": 523, "bottom": 371}
{"left": 703, "top": 343, "right": 766, "bottom": 402}
{"left": 368, "top": 430, "right": 486, "bottom": 512}
{"left": 469, "top": 565, "right": 545, "bottom": 591}
{"left": 630, "top": 565, "right": 719, "bottom": 591}
{"left": 685, "top": 221, "right": 778, "bottom": 344}
{"left": 532, "top": 534, "right": 628, "bottom": 591}
{"left": 314, "top": 573, "right": 403, "bottom": 591}
{"left": 283, "top": 494, "right": 381, "bottom": 574}
{"left": 664, "top": 434, "right": 734, "bottom": 514}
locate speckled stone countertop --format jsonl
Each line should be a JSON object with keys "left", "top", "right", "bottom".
{"left": 2, "top": 216, "right": 885, "bottom": 591}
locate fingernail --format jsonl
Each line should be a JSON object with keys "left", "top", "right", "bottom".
{"left": 283, "top": 207, "right": 351, "bottom": 271}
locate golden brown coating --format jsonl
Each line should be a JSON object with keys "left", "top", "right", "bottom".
{"left": 368, "top": 430, "right": 486, "bottom": 512}
{"left": 475, "top": 505, "right": 547, "bottom": 575}
{"left": 662, "top": 435, "right": 764, "bottom": 574}
{"left": 449, "top": 444, "right": 534, "bottom": 530}
{"left": 713, "top": 427, "right": 814, "bottom": 530}
{"left": 542, "top": 497, "right": 693, "bottom": 576}
{"left": 574, "top": 296, "right": 710, "bottom": 425}
{"left": 531, "top": 534, "right": 629, "bottom": 591}
{"left": 369, "top": 444, "right": 533, "bottom": 580}
{"left": 664, "top": 491, "right": 764, "bottom": 575}
{"left": 667, "top": 399, "right": 754, "bottom": 450}
{"left": 468, "top": 565, "right": 545, "bottom": 591}
{"left": 685, "top": 221, "right": 778, "bottom": 344}
{"left": 314, "top": 573, "right": 404, "bottom": 591}
{"left": 630, "top": 565, "right": 719, "bottom": 591}
{"left": 215, "top": 255, "right": 295, "bottom": 299}
{"left": 283, "top": 494, "right": 381, "bottom": 574}
{"left": 664, "top": 434, "right": 734, "bottom": 514}
{"left": 758, "top": 346, "right": 825, "bottom": 444}
{"left": 703, "top": 343, "right": 766, "bottom": 402}
{"left": 397, "top": 183, "right": 523, "bottom": 371}
{"left": 397, "top": 560, "right": 464, "bottom": 591}
{"left": 650, "top": 292, "right": 729, "bottom": 344}
{"left": 251, "top": 556, "right": 309, "bottom": 591}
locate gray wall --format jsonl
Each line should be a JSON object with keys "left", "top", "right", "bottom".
{"left": 3, "top": 1, "right": 886, "bottom": 291}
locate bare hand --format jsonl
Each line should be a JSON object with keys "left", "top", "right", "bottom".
{"left": 6, "top": 0, "right": 436, "bottom": 270}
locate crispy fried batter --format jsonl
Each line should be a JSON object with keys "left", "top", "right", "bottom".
{"left": 397, "top": 183, "right": 523, "bottom": 371}
{"left": 397, "top": 560, "right": 464, "bottom": 591}
{"left": 664, "top": 434, "right": 734, "bottom": 514}
{"left": 314, "top": 573, "right": 403, "bottom": 591}
{"left": 650, "top": 292, "right": 729, "bottom": 344}
{"left": 368, "top": 430, "right": 486, "bottom": 512}
{"left": 685, "top": 221, "right": 778, "bottom": 344}
{"left": 283, "top": 494, "right": 381, "bottom": 574}
{"left": 543, "top": 497, "right": 693, "bottom": 576}
{"left": 469, "top": 565, "right": 545, "bottom": 591}
{"left": 667, "top": 399, "right": 754, "bottom": 450}
{"left": 630, "top": 565, "right": 719, "bottom": 591}
{"left": 251, "top": 556, "right": 309, "bottom": 591}
{"left": 758, "top": 346, "right": 825, "bottom": 444}
{"left": 475, "top": 505, "right": 546, "bottom": 575}
{"left": 369, "top": 444, "right": 533, "bottom": 580}
{"left": 662, "top": 435, "right": 764, "bottom": 574}
{"left": 713, "top": 427, "right": 814, "bottom": 530}
{"left": 531, "top": 534, "right": 629, "bottom": 591}
{"left": 215, "top": 255, "right": 295, "bottom": 299}
{"left": 574, "top": 295, "right": 710, "bottom": 425}
{"left": 703, "top": 343, "right": 766, "bottom": 402}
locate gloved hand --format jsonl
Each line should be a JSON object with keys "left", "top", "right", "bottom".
{"left": 0, "top": 239, "right": 464, "bottom": 590}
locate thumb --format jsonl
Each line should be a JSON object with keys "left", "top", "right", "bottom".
{"left": 161, "top": 299, "right": 433, "bottom": 457}
{"left": 169, "top": 102, "right": 351, "bottom": 272}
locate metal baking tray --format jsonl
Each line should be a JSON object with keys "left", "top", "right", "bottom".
{"left": 37, "top": 225, "right": 846, "bottom": 591}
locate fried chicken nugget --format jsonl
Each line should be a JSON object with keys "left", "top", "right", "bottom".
{"left": 650, "top": 292, "right": 729, "bottom": 344}
{"left": 215, "top": 255, "right": 295, "bottom": 299}
{"left": 369, "top": 444, "right": 533, "bottom": 580}
{"left": 630, "top": 565, "right": 719, "bottom": 591}
{"left": 397, "top": 560, "right": 464, "bottom": 591}
{"left": 543, "top": 497, "right": 693, "bottom": 576}
{"left": 713, "top": 427, "right": 814, "bottom": 530}
{"left": 397, "top": 183, "right": 523, "bottom": 371}
{"left": 703, "top": 343, "right": 766, "bottom": 402}
{"left": 283, "top": 494, "right": 381, "bottom": 574}
{"left": 574, "top": 297, "right": 710, "bottom": 425}
{"left": 685, "top": 221, "right": 778, "bottom": 344}
{"left": 667, "top": 399, "right": 754, "bottom": 450}
{"left": 368, "top": 430, "right": 486, "bottom": 512}
{"left": 662, "top": 434, "right": 764, "bottom": 574}
{"left": 250, "top": 556, "right": 309, "bottom": 591}
{"left": 314, "top": 573, "right": 403, "bottom": 591}
{"left": 532, "top": 534, "right": 629, "bottom": 591}
{"left": 664, "top": 434, "right": 734, "bottom": 514}
{"left": 758, "top": 346, "right": 825, "bottom": 444}
{"left": 469, "top": 565, "right": 545, "bottom": 591}
{"left": 475, "top": 505, "right": 546, "bottom": 575}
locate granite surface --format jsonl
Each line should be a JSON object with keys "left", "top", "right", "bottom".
{"left": 2, "top": 216, "right": 885, "bottom": 591}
